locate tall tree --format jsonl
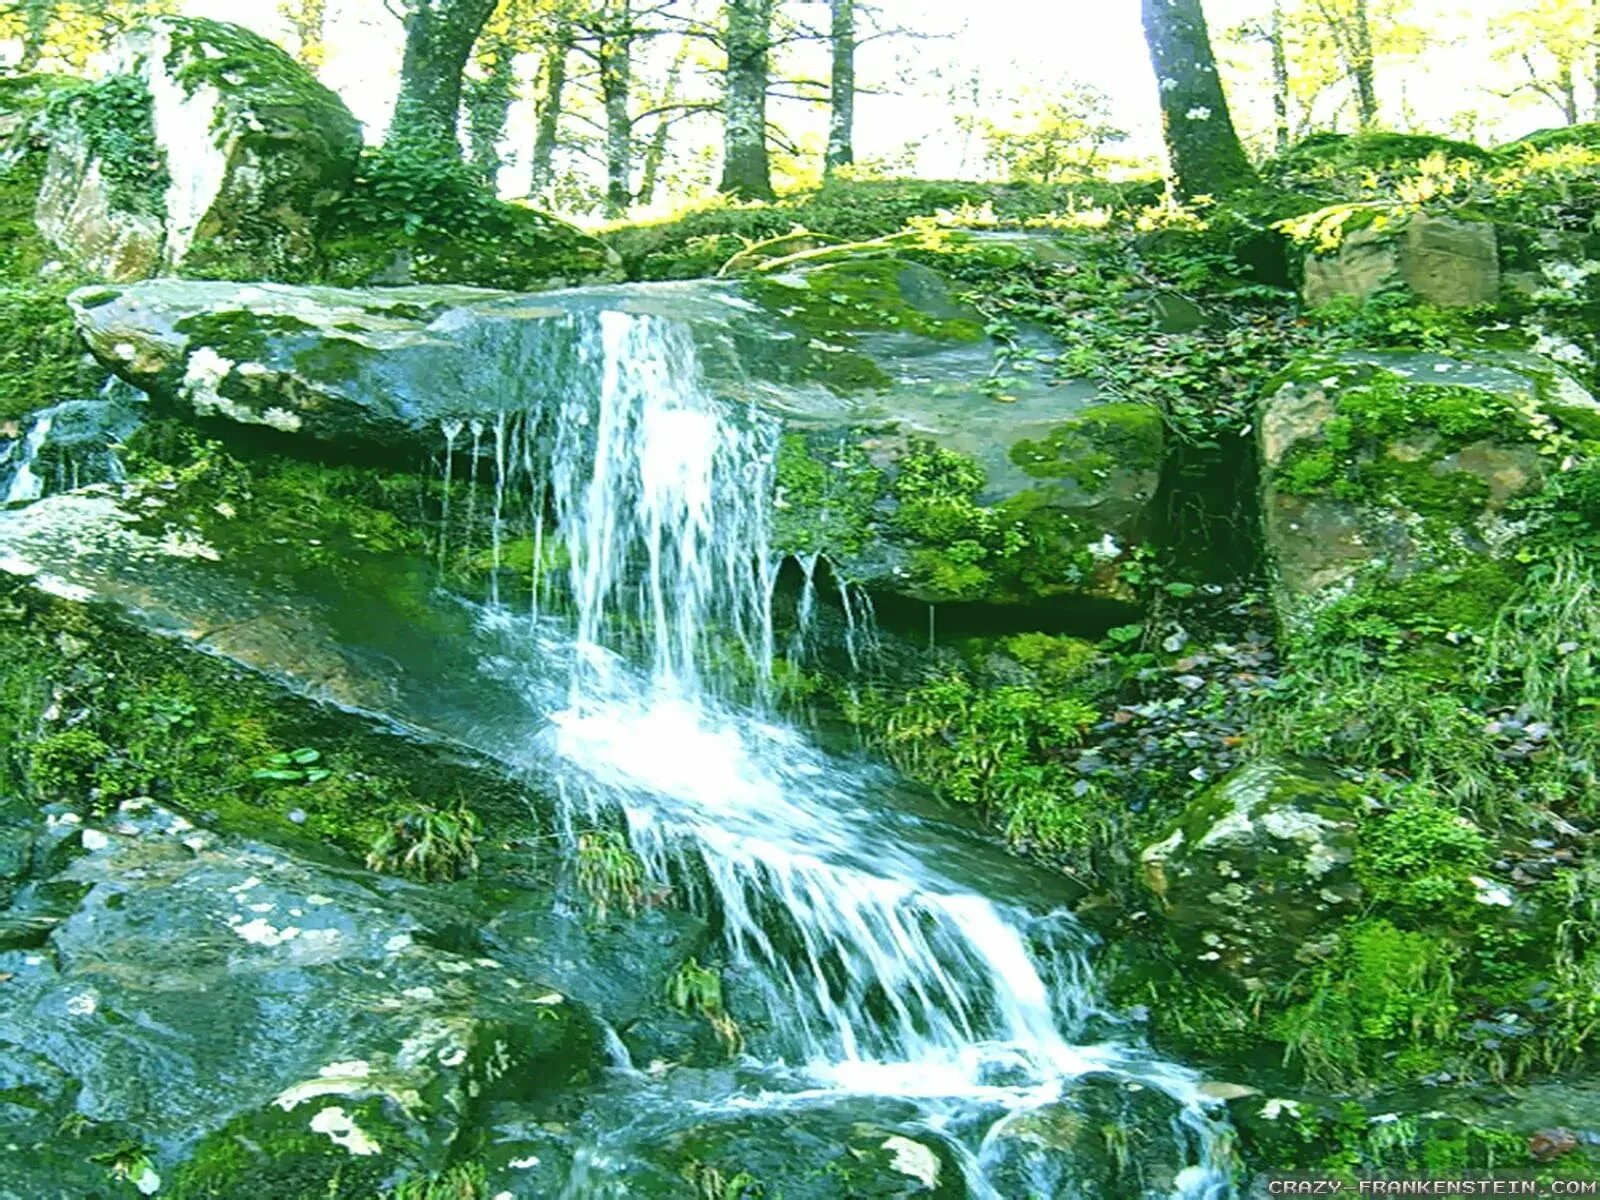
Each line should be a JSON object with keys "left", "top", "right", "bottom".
{"left": 637, "top": 32, "right": 693, "bottom": 204}
{"left": 719, "top": 0, "right": 775, "bottom": 198}
{"left": 529, "top": 18, "right": 575, "bottom": 198}
{"left": 388, "top": 0, "right": 503, "bottom": 156}
{"left": 279, "top": 0, "right": 328, "bottom": 71}
{"left": 1312, "top": 0, "right": 1376, "bottom": 127}
{"left": 1493, "top": 0, "right": 1591, "bottom": 126}
{"left": 824, "top": 0, "right": 853, "bottom": 176}
{"left": 1140, "top": 0, "right": 1256, "bottom": 199}
{"left": 464, "top": 21, "right": 518, "bottom": 179}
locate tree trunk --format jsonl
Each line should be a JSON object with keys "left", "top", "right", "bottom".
{"left": 280, "top": 0, "right": 328, "bottom": 71}
{"left": 1350, "top": 0, "right": 1377, "bottom": 128}
{"left": 1269, "top": 0, "right": 1290, "bottom": 153}
{"left": 719, "top": 0, "right": 775, "bottom": 199}
{"left": 389, "top": 0, "right": 502, "bottom": 157}
{"left": 1562, "top": 58, "right": 1580, "bottom": 126}
{"left": 1140, "top": 0, "right": 1257, "bottom": 199}
{"left": 825, "top": 0, "right": 855, "bottom": 178}
{"left": 1592, "top": 0, "right": 1600, "bottom": 122}
{"left": 465, "top": 29, "right": 517, "bottom": 183}
{"left": 17, "top": 0, "right": 53, "bottom": 71}
{"left": 530, "top": 22, "right": 573, "bottom": 199}
{"left": 598, "top": 0, "right": 635, "bottom": 216}
{"left": 638, "top": 36, "right": 691, "bottom": 207}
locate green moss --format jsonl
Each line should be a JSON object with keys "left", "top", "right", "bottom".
{"left": 0, "top": 576, "right": 534, "bottom": 858}
{"left": 771, "top": 432, "right": 885, "bottom": 559}
{"left": 1276, "top": 919, "right": 1461, "bottom": 1090}
{"left": 161, "top": 17, "right": 359, "bottom": 159}
{"left": 1009, "top": 402, "right": 1164, "bottom": 490}
{"left": 884, "top": 443, "right": 1100, "bottom": 602}
{"left": 848, "top": 669, "right": 1099, "bottom": 852}
{"left": 320, "top": 145, "right": 607, "bottom": 290}
{"left": 749, "top": 257, "right": 985, "bottom": 348}
{"left": 0, "top": 282, "right": 106, "bottom": 422}
{"left": 1354, "top": 790, "right": 1491, "bottom": 916}
{"left": 45, "top": 74, "right": 167, "bottom": 216}
{"left": 174, "top": 311, "right": 319, "bottom": 363}
{"left": 1273, "top": 365, "right": 1540, "bottom": 517}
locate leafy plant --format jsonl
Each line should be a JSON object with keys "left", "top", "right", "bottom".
{"left": 252, "top": 746, "right": 332, "bottom": 784}
{"left": 575, "top": 829, "right": 647, "bottom": 919}
{"left": 385, "top": 1163, "right": 488, "bottom": 1200}
{"left": 666, "top": 957, "right": 743, "bottom": 1055}
{"left": 366, "top": 803, "right": 481, "bottom": 882}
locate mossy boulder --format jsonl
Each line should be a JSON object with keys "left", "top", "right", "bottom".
{"left": 1227, "top": 1081, "right": 1600, "bottom": 1181}
{"left": 1258, "top": 348, "right": 1599, "bottom": 630}
{"left": 1301, "top": 211, "right": 1499, "bottom": 308}
{"left": 70, "top": 268, "right": 1164, "bottom": 606}
{"left": 1264, "top": 132, "right": 1495, "bottom": 196}
{"left": 1140, "top": 758, "right": 1366, "bottom": 993}
{"left": 0, "top": 799, "right": 604, "bottom": 1200}
{"left": 565, "top": 1102, "right": 968, "bottom": 1198}
{"left": 978, "top": 1073, "right": 1212, "bottom": 1198}
{"left": 34, "top": 18, "right": 361, "bottom": 282}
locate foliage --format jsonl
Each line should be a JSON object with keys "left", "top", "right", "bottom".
{"left": 0, "top": 283, "right": 104, "bottom": 422}
{"left": 321, "top": 144, "right": 609, "bottom": 290}
{"left": 385, "top": 1162, "right": 489, "bottom": 1200}
{"left": 45, "top": 73, "right": 167, "bottom": 215}
{"left": 976, "top": 83, "right": 1130, "bottom": 184}
{"left": 665, "top": 957, "right": 743, "bottom": 1055}
{"left": 365, "top": 803, "right": 481, "bottom": 882}
{"left": 575, "top": 829, "right": 647, "bottom": 919}
{"left": 1353, "top": 788, "right": 1491, "bottom": 915}
{"left": 605, "top": 178, "right": 1161, "bottom": 281}
{"left": 853, "top": 666, "right": 1098, "bottom": 853}
{"left": 1276, "top": 919, "right": 1460, "bottom": 1090}
{"left": 885, "top": 441, "right": 1099, "bottom": 602}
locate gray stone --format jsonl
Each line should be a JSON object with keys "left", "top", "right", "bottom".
{"left": 1302, "top": 213, "right": 1499, "bottom": 308}
{"left": 1140, "top": 758, "right": 1365, "bottom": 991}
{"left": 69, "top": 266, "right": 1165, "bottom": 605}
{"left": 34, "top": 18, "right": 361, "bottom": 282}
{"left": 1258, "top": 348, "right": 1600, "bottom": 627}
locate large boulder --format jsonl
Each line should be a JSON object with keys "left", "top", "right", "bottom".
{"left": 35, "top": 18, "right": 362, "bottom": 281}
{"left": 1258, "top": 348, "right": 1600, "bottom": 630}
{"left": 68, "top": 265, "right": 1164, "bottom": 606}
{"left": 1139, "top": 757, "right": 1366, "bottom": 993}
{"left": 979, "top": 1073, "right": 1214, "bottom": 1199}
{"left": 1301, "top": 211, "right": 1499, "bottom": 308}
{"left": 0, "top": 801, "right": 604, "bottom": 1200}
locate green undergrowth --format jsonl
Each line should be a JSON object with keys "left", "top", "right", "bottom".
{"left": 887, "top": 441, "right": 1101, "bottom": 602}
{"left": 0, "top": 280, "right": 104, "bottom": 422}
{"left": 0, "top": 578, "right": 530, "bottom": 859}
{"left": 320, "top": 144, "right": 611, "bottom": 290}
{"left": 604, "top": 178, "right": 1161, "bottom": 280}
{"left": 45, "top": 73, "right": 167, "bottom": 216}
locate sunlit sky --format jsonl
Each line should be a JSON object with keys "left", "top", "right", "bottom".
{"left": 181, "top": 0, "right": 1578, "bottom": 202}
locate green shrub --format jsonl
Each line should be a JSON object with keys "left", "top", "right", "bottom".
{"left": 365, "top": 803, "right": 481, "bottom": 882}
{"left": 321, "top": 144, "right": 609, "bottom": 290}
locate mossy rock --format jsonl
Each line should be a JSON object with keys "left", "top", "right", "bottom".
{"left": 1228, "top": 1082, "right": 1600, "bottom": 1181}
{"left": 587, "top": 1104, "right": 968, "bottom": 1198}
{"left": 31, "top": 17, "right": 361, "bottom": 282}
{"left": 980, "top": 1073, "right": 1207, "bottom": 1199}
{"left": 1258, "top": 348, "right": 1598, "bottom": 631}
{"left": 1140, "top": 758, "right": 1366, "bottom": 993}
{"left": 1300, "top": 211, "right": 1500, "bottom": 308}
{"left": 1264, "top": 132, "right": 1494, "bottom": 195}
{"left": 0, "top": 800, "right": 604, "bottom": 1200}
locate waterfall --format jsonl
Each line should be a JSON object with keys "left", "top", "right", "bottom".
{"left": 1, "top": 413, "right": 55, "bottom": 504}
{"left": 448, "top": 309, "right": 1233, "bottom": 1197}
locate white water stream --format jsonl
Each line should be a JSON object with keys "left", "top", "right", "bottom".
{"left": 449, "top": 310, "right": 1233, "bottom": 1197}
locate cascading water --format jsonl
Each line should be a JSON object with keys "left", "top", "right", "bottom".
{"left": 448, "top": 309, "right": 1234, "bottom": 1197}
